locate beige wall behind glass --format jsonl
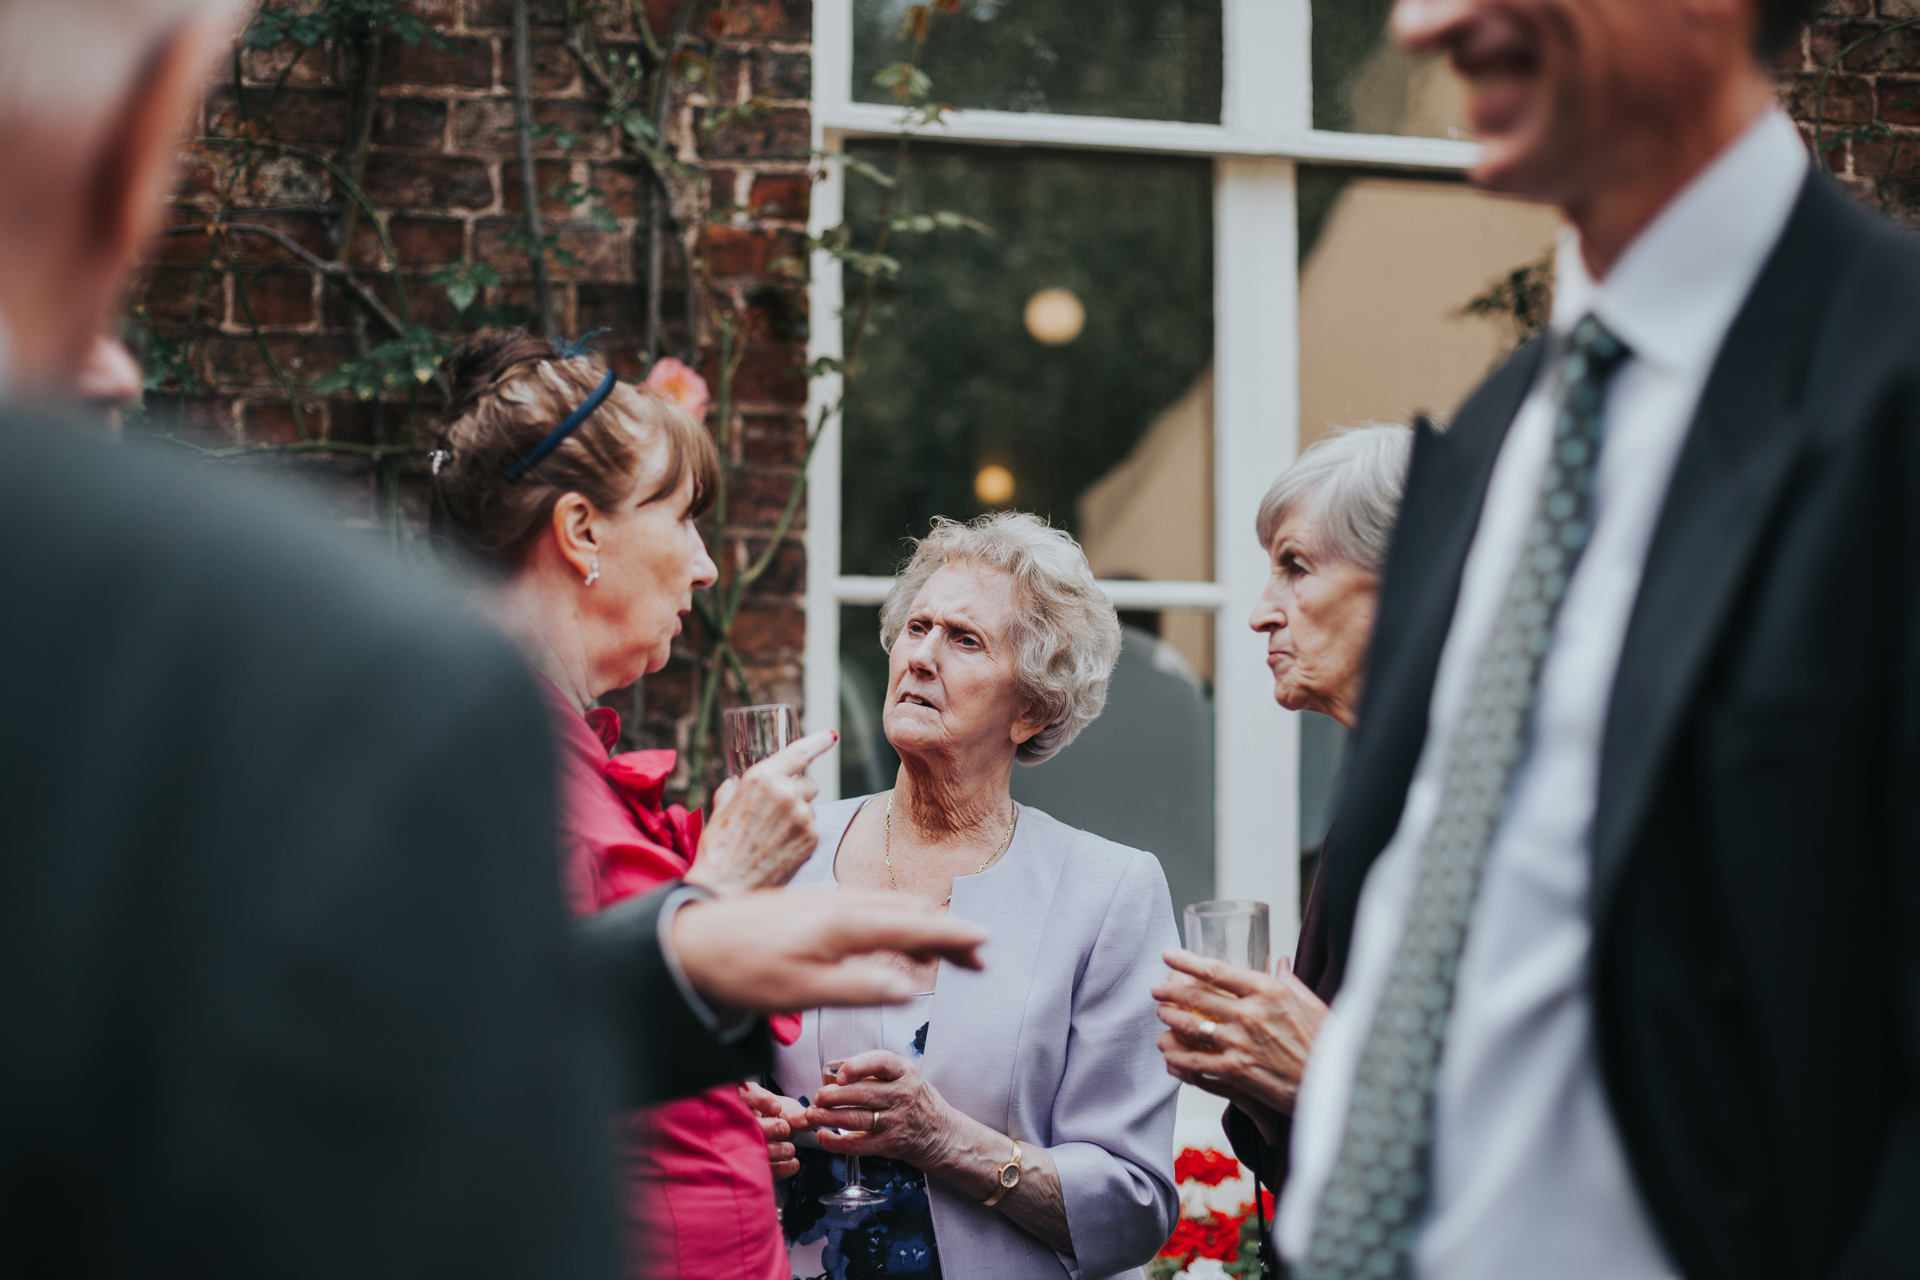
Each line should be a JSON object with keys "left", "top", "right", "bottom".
{"left": 1300, "top": 174, "right": 1562, "bottom": 449}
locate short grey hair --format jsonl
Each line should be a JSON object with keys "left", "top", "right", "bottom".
{"left": 879, "top": 512, "right": 1121, "bottom": 765}
{"left": 1255, "top": 422, "right": 1413, "bottom": 575}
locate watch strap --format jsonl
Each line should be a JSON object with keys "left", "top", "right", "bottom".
{"left": 983, "top": 1137, "right": 1022, "bottom": 1207}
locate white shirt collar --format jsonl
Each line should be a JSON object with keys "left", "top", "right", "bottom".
{"left": 1551, "top": 107, "right": 1808, "bottom": 375}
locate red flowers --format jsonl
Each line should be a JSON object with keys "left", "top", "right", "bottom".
{"left": 1175, "top": 1147, "right": 1242, "bottom": 1187}
{"left": 1163, "top": 1211, "right": 1246, "bottom": 1265}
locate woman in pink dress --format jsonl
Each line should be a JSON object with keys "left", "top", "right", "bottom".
{"left": 427, "top": 331, "right": 830, "bottom": 1280}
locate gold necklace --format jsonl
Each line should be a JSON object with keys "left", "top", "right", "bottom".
{"left": 884, "top": 792, "right": 1018, "bottom": 907}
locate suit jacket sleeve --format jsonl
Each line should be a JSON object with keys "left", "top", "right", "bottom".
{"left": 1047, "top": 850, "right": 1183, "bottom": 1280}
{"left": 574, "top": 886, "right": 773, "bottom": 1109}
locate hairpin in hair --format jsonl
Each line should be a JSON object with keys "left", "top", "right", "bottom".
{"left": 429, "top": 448, "right": 451, "bottom": 476}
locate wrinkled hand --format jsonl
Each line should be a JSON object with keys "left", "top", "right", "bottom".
{"left": 685, "top": 730, "right": 837, "bottom": 896}
{"left": 807, "top": 1050, "right": 957, "bottom": 1169}
{"left": 742, "top": 1081, "right": 810, "bottom": 1180}
{"left": 671, "top": 887, "right": 987, "bottom": 1013}
{"left": 1152, "top": 949, "right": 1328, "bottom": 1128}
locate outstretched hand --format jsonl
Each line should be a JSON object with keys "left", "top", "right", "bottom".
{"left": 686, "top": 730, "right": 837, "bottom": 896}
{"left": 671, "top": 887, "right": 987, "bottom": 1012}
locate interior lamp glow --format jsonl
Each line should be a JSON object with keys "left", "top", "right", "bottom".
{"left": 1023, "top": 287, "right": 1085, "bottom": 345}
{"left": 974, "top": 464, "right": 1016, "bottom": 505}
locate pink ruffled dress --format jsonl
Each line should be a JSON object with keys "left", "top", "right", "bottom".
{"left": 537, "top": 675, "right": 793, "bottom": 1280}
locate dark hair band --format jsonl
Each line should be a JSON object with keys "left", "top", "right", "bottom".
{"left": 504, "top": 365, "right": 619, "bottom": 482}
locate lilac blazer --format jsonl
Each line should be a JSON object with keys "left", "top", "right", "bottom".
{"left": 774, "top": 796, "right": 1181, "bottom": 1280}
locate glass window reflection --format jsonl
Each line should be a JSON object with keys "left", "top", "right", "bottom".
{"left": 853, "top": 0, "right": 1222, "bottom": 124}
{"left": 840, "top": 142, "right": 1214, "bottom": 588}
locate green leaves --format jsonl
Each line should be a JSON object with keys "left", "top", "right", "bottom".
{"left": 872, "top": 61, "right": 933, "bottom": 104}
{"left": 312, "top": 323, "right": 447, "bottom": 399}
{"left": 426, "top": 260, "right": 500, "bottom": 315}
{"left": 889, "top": 210, "right": 992, "bottom": 236}
{"left": 245, "top": 1, "right": 457, "bottom": 54}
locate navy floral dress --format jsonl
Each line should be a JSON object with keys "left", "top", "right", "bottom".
{"left": 782, "top": 994, "right": 940, "bottom": 1280}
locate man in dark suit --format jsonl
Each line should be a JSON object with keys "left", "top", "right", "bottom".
{"left": 1279, "top": 1, "right": 1920, "bottom": 1278}
{"left": 0, "top": 3, "right": 984, "bottom": 1275}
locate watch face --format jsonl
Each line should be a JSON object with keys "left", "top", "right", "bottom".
{"left": 1000, "top": 1165, "right": 1020, "bottom": 1189}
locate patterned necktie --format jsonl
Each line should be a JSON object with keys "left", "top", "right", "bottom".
{"left": 1298, "top": 316, "right": 1629, "bottom": 1280}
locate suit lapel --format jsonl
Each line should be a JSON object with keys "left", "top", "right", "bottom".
{"left": 1322, "top": 339, "right": 1547, "bottom": 981}
{"left": 1590, "top": 172, "right": 1856, "bottom": 924}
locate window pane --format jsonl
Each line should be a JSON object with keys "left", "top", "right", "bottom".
{"left": 840, "top": 143, "right": 1214, "bottom": 583}
{"left": 844, "top": 601, "right": 1215, "bottom": 908}
{"left": 1311, "top": 0, "right": 1471, "bottom": 139}
{"left": 1298, "top": 167, "right": 1561, "bottom": 449}
{"left": 853, "top": 0, "right": 1222, "bottom": 124}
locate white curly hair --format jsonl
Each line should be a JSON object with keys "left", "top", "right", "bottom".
{"left": 878, "top": 512, "right": 1121, "bottom": 765}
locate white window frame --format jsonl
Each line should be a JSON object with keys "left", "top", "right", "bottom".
{"left": 803, "top": 0, "right": 1474, "bottom": 948}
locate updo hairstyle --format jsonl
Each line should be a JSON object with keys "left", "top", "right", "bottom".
{"left": 429, "top": 331, "right": 718, "bottom": 568}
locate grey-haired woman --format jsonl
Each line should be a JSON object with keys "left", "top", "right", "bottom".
{"left": 747, "top": 512, "right": 1181, "bottom": 1280}
{"left": 1151, "top": 422, "right": 1413, "bottom": 1270}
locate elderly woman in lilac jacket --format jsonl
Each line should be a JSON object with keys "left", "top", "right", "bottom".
{"left": 744, "top": 513, "right": 1179, "bottom": 1280}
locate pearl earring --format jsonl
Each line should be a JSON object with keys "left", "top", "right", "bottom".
{"left": 584, "top": 557, "right": 600, "bottom": 586}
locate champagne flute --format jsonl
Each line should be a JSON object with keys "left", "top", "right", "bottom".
{"left": 722, "top": 703, "right": 797, "bottom": 777}
{"left": 816, "top": 1004, "right": 888, "bottom": 1207}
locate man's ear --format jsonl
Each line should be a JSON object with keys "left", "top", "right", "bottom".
{"left": 549, "top": 492, "right": 602, "bottom": 580}
{"left": 83, "top": 12, "right": 230, "bottom": 274}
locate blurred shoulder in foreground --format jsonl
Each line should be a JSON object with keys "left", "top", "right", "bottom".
{"left": 0, "top": 409, "right": 619, "bottom": 1280}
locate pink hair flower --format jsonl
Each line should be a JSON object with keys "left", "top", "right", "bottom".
{"left": 643, "top": 356, "right": 710, "bottom": 421}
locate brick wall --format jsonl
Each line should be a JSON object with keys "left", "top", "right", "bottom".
{"left": 1780, "top": 1, "right": 1920, "bottom": 216}
{"left": 132, "top": 0, "right": 812, "bottom": 765}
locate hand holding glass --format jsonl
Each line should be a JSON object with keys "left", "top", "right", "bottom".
{"left": 722, "top": 703, "right": 797, "bottom": 777}
{"left": 816, "top": 1004, "right": 888, "bottom": 1207}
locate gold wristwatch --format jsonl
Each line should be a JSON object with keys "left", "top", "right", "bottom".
{"left": 983, "top": 1138, "right": 1022, "bottom": 1206}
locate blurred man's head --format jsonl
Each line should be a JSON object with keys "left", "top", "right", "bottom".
{"left": 0, "top": 0, "right": 242, "bottom": 398}
{"left": 1392, "top": 0, "right": 1815, "bottom": 273}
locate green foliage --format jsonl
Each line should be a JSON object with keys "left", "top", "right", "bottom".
{"left": 312, "top": 323, "right": 448, "bottom": 399}
{"left": 246, "top": 0, "right": 457, "bottom": 52}
{"left": 1460, "top": 251, "right": 1554, "bottom": 350}
{"left": 427, "top": 260, "right": 500, "bottom": 315}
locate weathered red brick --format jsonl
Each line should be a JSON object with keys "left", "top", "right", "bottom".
{"left": 466, "top": 0, "right": 566, "bottom": 29}
{"left": 379, "top": 34, "right": 494, "bottom": 88}
{"left": 725, "top": 602, "right": 806, "bottom": 655}
{"left": 704, "top": 226, "right": 803, "bottom": 277}
{"left": 373, "top": 97, "right": 450, "bottom": 148}
{"left": 724, "top": 469, "right": 809, "bottom": 529}
{"left": 740, "top": 412, "right": 810, "bottom": 467}
{"left": 208, "top": 86, "right": 351, "bottom": 143}
{"left": 725, "top": 0, "right": 809, "bottom": 41}
{"left": 475, "top": 217, "right": 628, "bottom": 281}
{"left": 709, "top": 108, "right": 810, "bottom": 161}
{"left": 226, "top": 212, "right": 336, "bottom": 266}
{"left": 362, "top": 153, "right": 495, "bottom": 210}
{"left": 595, "top": 162, "right": 651, "bottom": 216}
{"left": 1879, "top": 76, "right": 1920, "bottom": 127}
{"left": 750, "top": 172, "right": 810, "bottom": 220}
{"left": 235, "top": 268, "right": 317, "bottom": 327}
{"left": 389, "top": 215, "right": 468, "bottom": 264}
{"left": 1777, "top": 72, "right": 1873, "bottom": 126}
{"left": 728, "top": 340, "right": 807, "bottom": 406}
